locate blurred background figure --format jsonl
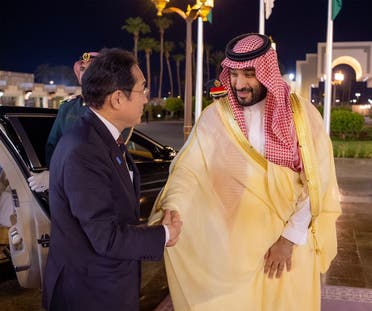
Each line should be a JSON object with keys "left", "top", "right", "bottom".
{"left": 28, "top": 52, "right": 99, "bottom": 193}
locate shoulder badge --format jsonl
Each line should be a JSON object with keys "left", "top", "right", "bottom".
{"left": 206, "top": 79, "right": 228, "bottom": 99}
{"left": 65, "top": 94, "right": 80, "bottom": 102}
{"left": 210, "top": 82, "right": 228, "bottom": 99}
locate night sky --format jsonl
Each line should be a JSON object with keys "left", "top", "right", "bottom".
{"left": 1, "top": 0, "right": 371, "bottom": 76}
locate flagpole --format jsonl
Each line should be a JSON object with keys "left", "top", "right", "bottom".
{"left": 259, "top": 0, "right": 265, "bottom": 34}
{"left": 324, "top": 0, "right": 333, "bottom": 135}
{"left": 195, "top": 16, "right": 203, "bottom": 120}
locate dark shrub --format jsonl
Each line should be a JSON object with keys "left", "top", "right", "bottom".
{"left": 331, "top": 110, "right": 364, "bottom": 140}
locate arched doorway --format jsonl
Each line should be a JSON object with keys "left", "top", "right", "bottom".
{"left": 332, "top": 64, "right": 356, "bottom": 105}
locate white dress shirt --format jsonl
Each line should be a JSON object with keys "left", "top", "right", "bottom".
{"left": 243, "top": 100, "right": 311, "bottom": 245}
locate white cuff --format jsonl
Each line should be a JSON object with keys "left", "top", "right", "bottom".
{"left": 163, "top": 225, "right": 170, "bottom": 246}
{"left": 282, "top": 197, "right": 311, "bottom": 245}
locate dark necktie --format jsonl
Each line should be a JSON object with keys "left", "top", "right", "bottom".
{"left": 116, "top": 134, "right": 126, "bottom": 155}
{"left": 116, "top": 135, "right": 133, "bottom": 171}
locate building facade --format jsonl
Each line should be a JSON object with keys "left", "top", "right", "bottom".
{"left": 294, "top": 41, "right": 372, "bottom": 115}
{"left": 0, "top": 71, "right": 81, "bottom": 108}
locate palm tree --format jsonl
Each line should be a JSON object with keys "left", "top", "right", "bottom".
{"left": 179, "top": 40, "right": 196, "bottom": 94}
{"left": 154, "top": 17, "right": 173, "bottom": 98}
{"left": 210, "top": 50, "right": 225, "bottom": 78}
{"left": 204, "top": 44, "right": 213, "bottom": 82}
{"left": 164, "top": 41, "right": 175, "bottom": 97}
{"left": 138, "top": 37, "right": 159, "bottom": 98}
{"left": 121, "top": 17, "right": 150, "bottom": 60}
{"left": 173, "top": 54, "right": 185, "bottom": 98}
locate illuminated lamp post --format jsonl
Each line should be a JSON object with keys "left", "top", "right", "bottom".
{"left": 150, "top": 0, "right": 213, "bottom": 141}
{"left": 355, "top": 92, "right": 361, "bottom": 104}
{"left": 332, "top": 71, "right": 344, "bottom": 106}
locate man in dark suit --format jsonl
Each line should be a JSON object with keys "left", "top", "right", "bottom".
{"left": 43, "top": 48, "right": 182, "bottom": 311}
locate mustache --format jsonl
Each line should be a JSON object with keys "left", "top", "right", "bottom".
{"left": 233, "top": 87, "right": 253, "bottom": 93}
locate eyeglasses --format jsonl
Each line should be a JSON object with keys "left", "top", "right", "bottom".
{"left": 122, "top": 87, "right": 149, "bottom": 97}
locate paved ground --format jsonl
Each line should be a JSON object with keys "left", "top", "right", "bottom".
{"left": 326, "top": 158, "right": 372, "bottom": 288}
{"left": 0, "top": 261, "right": 168, "bottom": 311}
{"left": 137, "top": 121, "right": 184, "bottom": 151}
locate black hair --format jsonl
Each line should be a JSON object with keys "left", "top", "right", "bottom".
{"left": 82, "top": 48, "right": 137, "bottom": 109}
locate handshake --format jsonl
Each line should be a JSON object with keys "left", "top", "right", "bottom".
{"left": 28, "top": 171, "right": 183, "bottom": 247}
{"left": 161, "top": 209, "right": 182, "bottom": 247}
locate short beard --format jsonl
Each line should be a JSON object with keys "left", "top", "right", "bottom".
{"left": 233, "top": 86, "right": 267, "bottom": 107}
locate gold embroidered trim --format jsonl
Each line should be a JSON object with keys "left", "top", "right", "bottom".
{"left": 290, "top": 93, "right": 321, "bottom": 253}
{"left": 290, "top": 93, "right": 321, "bottom": 218}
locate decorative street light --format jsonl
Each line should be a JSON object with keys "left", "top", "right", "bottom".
{"left": 331, "top": 71, "right": 344, "bottom": 106}
{"left": 194, "top": 1, "right": 214, "bottom": 121}
{"left": 355, "top": 92, "right": 361, "bottom": 104}
{"left": 150, "top": 0, "right": 213, "bottom": 141}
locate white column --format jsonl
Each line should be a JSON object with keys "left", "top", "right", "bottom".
{"left": 34, "top": 97, "right": 41, "bottom": 107}
{"left": 16, "top": 95, "right": 24, "bottom": 106}
{"left": 323, "top": 0, "right": 333, "bottom": 135}
{"left": 195, "top": 17, "right": 204, "bottom": 121}
{"left": 42, "top": 96, "right": 49, "bottom": 108}
{"left": 259, "top": 0, "right": 265, "bottom": 34}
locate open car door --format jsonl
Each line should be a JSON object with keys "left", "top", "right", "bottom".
{"left": 0, "top": 107, "right": 55, "bottom": 288}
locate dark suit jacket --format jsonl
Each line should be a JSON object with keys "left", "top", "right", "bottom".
{"left": 43, "top": 109, "right": 165, "bottom": 311}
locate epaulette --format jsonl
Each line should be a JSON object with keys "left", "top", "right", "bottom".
{"left": 207, "top": 79, "right": 228, "bottom": 99}
{"left": 210, "top": 86, "right": 228, "bottom": 99}
{"left": 65, "top": 94, "right": 79, "bottom": 102}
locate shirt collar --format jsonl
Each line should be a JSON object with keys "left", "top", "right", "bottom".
{"left": 89, "top": 108, "right": 121, "bottom": 141}
{"left": 244, "top": 98, "right": 266, "bottom": 113}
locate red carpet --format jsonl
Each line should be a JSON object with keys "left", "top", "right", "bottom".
{"left": 321, "top": 285, "right": 372, "bottom": 311}
{"left": 154, "top": 286, "right": 372, "bottom": 311}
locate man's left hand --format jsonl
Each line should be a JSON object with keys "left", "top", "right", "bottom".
{"left": 264, "top": 236, "right": 294, "bottom": 279}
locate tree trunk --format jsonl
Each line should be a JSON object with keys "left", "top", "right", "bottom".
{"left": 206, "top": 49, "right": 210, "bottom": 82}
{"left": 146, "top": 50, "right": 151, "bottom": 97}
{"left": 176, "top": 61, "right": 181, "bottom": 97}
{"left": 134, "top": 32, "right": 139, "bottom": 61}
{"left": 158, "top": 29, "right": 164, "bottom": 98}
{"left": 166, "top": 53, "right": 174, "bottom": 97}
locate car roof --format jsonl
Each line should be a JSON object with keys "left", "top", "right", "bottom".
{"left": 0, "top": 106, "right": 58, "bottom": 116}
{"left": 0, "top": 106, "right": 170, "bottom": 167}
{"left": 0, "top": 106, "right": 162, "bottom": 145}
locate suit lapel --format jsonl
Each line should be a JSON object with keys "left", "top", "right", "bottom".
{"left": 126, "top": 151, "right": 140, "bottom": 200}
{"left": 82, "top": 109, "right": 139, "bottom": 216}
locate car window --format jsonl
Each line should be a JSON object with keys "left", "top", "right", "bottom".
{"left": 7, "top": 114, "right": 55, "bottom": 170}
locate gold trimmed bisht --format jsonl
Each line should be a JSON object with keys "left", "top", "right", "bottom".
{"left": 149, "top": 94, "right": 341, "bottom": 311}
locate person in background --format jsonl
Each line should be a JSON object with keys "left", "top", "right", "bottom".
{"left": 43, "top": 48, "right": 182, "bottom": 311}
{"left": 149, "top": 33, "right": 340, "bottom": 311}
{"left": 28, "top": 52, "right": 98, "bottom": 192}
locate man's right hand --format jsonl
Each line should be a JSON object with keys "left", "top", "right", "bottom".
{"left": 27, "top": 171, "right": 50, "bottom": 192}
{"left": 162, "top": 209, "right": 182, "bottom": 247}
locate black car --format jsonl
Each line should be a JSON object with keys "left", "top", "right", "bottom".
{"left": 0, "top": 106, "right": 176, "bottom": 289}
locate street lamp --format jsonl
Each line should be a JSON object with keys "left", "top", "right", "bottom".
{"left": 331, "top": 71, "right": 344, "bottom": 106}
{"left": 150, "top": 0, "right": 213, "bottom": 141}
{"left": 355, "top": 92, "right": 361, "bottom": 104}
{"left": 334, "top": 71, "right": 344, "bottom": 83}
{"left": 195, "top": 0, "right": 214, "bottom": 122}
